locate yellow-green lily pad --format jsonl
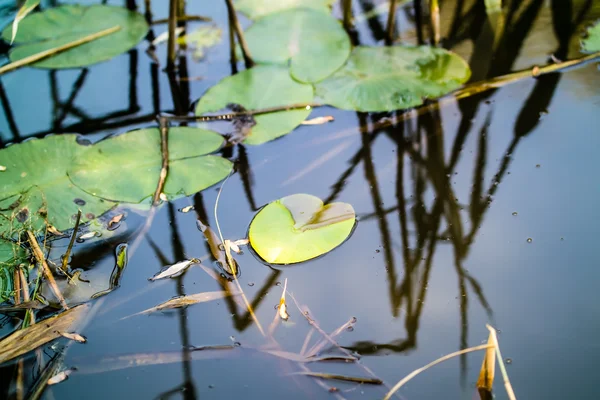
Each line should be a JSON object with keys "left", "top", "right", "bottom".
{"left": 248, "top": 194, "right": 356, "bottom": 264}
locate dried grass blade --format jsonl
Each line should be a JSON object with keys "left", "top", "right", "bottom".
{"left": 307, "top": 316, "right": 356, "bottom": 357}
{"left": 477, "top": 331, "right": 496, "bottom": 399}
{"left": 0, "top": 304, "right": 89, "bottom": 364}
{"left": 486, "top": 324, "right": 516, "bottom": 400}
{"left": 132, "top": 290, "right": 238, "bottom": 316}
{"left": 383, "top": 344, "right": 493, "bottom": 400}
{"left": 290, "top": 372, "right": 382, "bottom": 385}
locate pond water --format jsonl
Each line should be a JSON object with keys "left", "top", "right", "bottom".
{"left": 1, "top": 1, "right": 600, "bottom": 399}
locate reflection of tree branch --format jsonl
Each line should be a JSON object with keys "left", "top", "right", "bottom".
{"left": 0, "top": 78, "right": 20, "bottom": 142}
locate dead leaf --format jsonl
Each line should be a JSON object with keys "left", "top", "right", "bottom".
{"left": 0, "top": 301, "right": 47, "bottom": 312}
{"left": 127, "top": 290, "right": 239, "bottom": 317}
{"left": 301, "top": 116, "right": 334, "bottom": 125}
{"left": 149, "top": 259, "right": 198, "bottom": 281}
{"left": 289, "top": 372, "right": 382, "bottom": 384}
{"left": 59, "top": 332, "right": 87, "bottom": 343}
{"left": 47, "top": 368, "right": 76, "bottom": 385}
{"left": 107, "top": 213, "right": 124, "bottom": 230}
{"left": 179, "top": 205, "right": 195, "bottom": 213}
{"left": 77, "top": 231, "right": 97, "bottom": 240}
{"left": 279, "top": 279, "right": 289, "bottom": 321}
{"left": 47, "top": 225, "right": 64, "bottom": 236}
{"left": 0, "top": 304, "right": 90, "bottom": 364}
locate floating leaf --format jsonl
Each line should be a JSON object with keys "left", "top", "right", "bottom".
{"left": 289, "top": 371, "right": 382, "bottom": 384}
{"left": 0, "top": 304, "right": 89, "bottom": 364}
{"left": 47, "top": 368, "right": 76, "bottom": 385}
{"left": 177, "top": 25, "right": 222, "bottom": 60}
{"left": 68, "top": 127, "right": 232, "bottom": 203}
{"left": 2, "top": 5, "right": 148, "bottom": 69}
{"left": 0, "top": 135, "right": 116, "bottom": 236}
{"left": 59, "top": 332, "right": 87, "bottom": 343}
{"left": 10, "top": 0, "right": 40, "bottom": 44}
{"left": 248, "top": 194, "right": 355, "bottom": 264}
{"left": 195, "top": 65, "right": 314, "bottom": 145}
{"left": 130, "top": 290, "right": 239, "bottom": 317}
{"left": 235, "top": 0, "right": 334, "bottom": 20}
{"left": 582, "top": 21, "right": 600, "bottom": 53}
{"left": 244, "top": 8, "right": 351, "bottom": 83}
{"left": 149, "top": 259, "right": 198, "bottom": 281}
{"left": 315, "top": 46, "right": 471, "bottom": 112}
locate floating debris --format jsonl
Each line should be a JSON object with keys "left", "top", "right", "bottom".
{"left": 60, "top": 332, "right": 87, "bottom": 343}
{"left": 179, "top": 205, "right": 195, "bottom": 213}
{"left": 48, "top": 368, "right": 76, "bottom": 385}
{"left": 77, "top": 231, "right": 98, "bottom": 241}
{"left": 127, "top": 290, "right": 239, "bottom": 317}
{"left": 152, "top": 27, "right": 184, "bottom": 46}
{"left": 289, "top": 371, "right": 382, "bottom": 385}
{"left": 0, "top": 165, "right": 6, "bottom": 171}
{"left": 301, "top": 116, "right": 335, "bottom": 125}
{"left": 107, "top": 213, "right": 124, "bottom": 230}
{"left": 149, "top": 259, "right": 199, "bottom": 281}
{"left": 279, "top": 279, "right": 289, "bottom": 321}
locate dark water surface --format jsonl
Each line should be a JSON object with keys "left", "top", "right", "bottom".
{"left": 1, "top": 1, "right": 600, "bottom": 399}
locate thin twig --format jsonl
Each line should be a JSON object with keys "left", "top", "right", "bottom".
{"left": 166, "top": 0, "right": 178, "bottom": 69}
{"left": 383, "top": 344, "right": 493, "bottom": 400}
{"left": 61, "top": 209, "right": 81, "bottom": 272}
{"left": 386, "top": 0, "right": 398, "bottom": 44}
{"left": 26, "top": 231, "right": 68, "bottom": 310}
{"left": 0, "top": 26, "right": 121, "bottom": 75}
{"left": 227, "top": 5, "right": 237, "bottom": 67}
{"left": 307, "top": 316, "right": 356, "bottom": 357}
{"left": 224, "top": 0, "right": 255, "bottom": 67}
{"left": 153, "top": 15, "right": 211, "bottom": 24}
{"left": 486, "top": 325, "right": 516, "bottom": 400}
{"left": 152, "top": 117, "right": 170, "bottom": 206}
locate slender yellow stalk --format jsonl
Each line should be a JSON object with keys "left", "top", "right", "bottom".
{"left": 0, "top": 26, "right": 121, "bottom": 75}
{"left": 487, "top": 324, "right": 517, "bottom": 400}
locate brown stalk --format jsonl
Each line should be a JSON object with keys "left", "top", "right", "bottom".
{"left": 19, "top": 268, "right": 35, "bottom": 326}
{"left": 152, "top": 117, "right": 170, "bottom": 206}
{"left": 0, "top": 26, "right": 120, "bottom": 75}
{"left": 166, "top": 0, "right": 178, "bottom": 69}
{"left": 386, "top": 0, "right": 398, "bottom": 44}
{"left": 26, "top": 231, "right": 68, "bottom": 310}
{"left": 224, "top": 0, "right": 255, "bottom": 67}
{"left": 13, "top": 268, "right": 21, "bottom": 305}
{"left": 61, "top": 209, "right": 81, "bottom": 272}
{"left": 342, "top": 0, "right": 353, "bottom": 30}
{"left": 153, "top": 15, "right": 211, "bottom": 24}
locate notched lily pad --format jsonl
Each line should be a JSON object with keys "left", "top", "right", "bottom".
{"left": 195, "top": 65, "right": 314, "bottom": 145}
{"left": 68, "top": 127, "right": 233, "bottom": 203}
{"left": 2, "top": 4, "right": 148, "bottom": 69}
{"left": 248, "top": 194, "right": 356, "bottom": 264}
{"left": 315, "top": 46, "right": 471, "bottom": 112}
{"left": 243, "top": 8, "right": 351, "bottom": 83}
{"left": 0, "top": 135, "right": 116, "bottom": 237}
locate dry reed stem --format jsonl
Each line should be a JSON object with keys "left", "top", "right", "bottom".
{"left": 224, "top": 0, "right": 255, "bottom": 67}
{"left": 166, "top": 0, "right": 178, "bottom": 69}
{"left": 486, "top": 324, "right": 516, "bottom": 400}
{"left": 383, "top": 344, "right": 494, "bottom": 400}
{"left": 386, "top": 0, "right": 398, "bottom": 43}
{"left": 61, "top": 209, "right": 81, "bottom": 272}
{"left": 26, "top": 231, "right": 68, "bottom": 310}
{"left": 152, "top": 117, "right": 169, "bottom": 206}
{"left": 0, "top": 26, "right": 120, "bottom": 75}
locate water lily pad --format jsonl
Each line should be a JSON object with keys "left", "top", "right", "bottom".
{"left": 0, "top": 135, "right": 116, "bottom": 237}
{"left": 236, "top": 0, "right": 334, "bottom": 20}
{"left": 68, "top": 127, "right": 232, "bottom": 203}
{"left": 2, "top": 4, "right": 148, "bottom": 69}
{"left": 195, "top": 65, "right": 314, "bottom": 145}
{"left": 248, "top": 194, "right": 355, "bottom": 264}
{"left": 244, "top": 8, "right": 351, "bottom": 83}
{"left": 582, "top": 21, "right": 600, "bottom": 53}
{"left": 315, "top": 46, "right": 471, "bottom": 112}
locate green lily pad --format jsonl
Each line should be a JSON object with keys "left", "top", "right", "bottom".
{"left": 244, "top": 8, "right": 351, "bottom": 83}
{"left": 248, "top": 194, "right": 356, "bottom": 264}
{"left": 68, "top": 127, "right": 233, "bottom": 203}
{"left": 195, "top": 65, "right": 314, "bottom": 145}
{"left": 0, "top": 135, "right": 116, "bottom": 237}
{"left": 315, "top": 46, "right": 471, "bottom": 112}
{"left": 236, "top": 0, "right": 335, "bottom": 20}
{"left": 582, "top": 21, "right": 600, "bottom": 53}
{"left": 2, "top": 4, "right": 148, "bottom": 69}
